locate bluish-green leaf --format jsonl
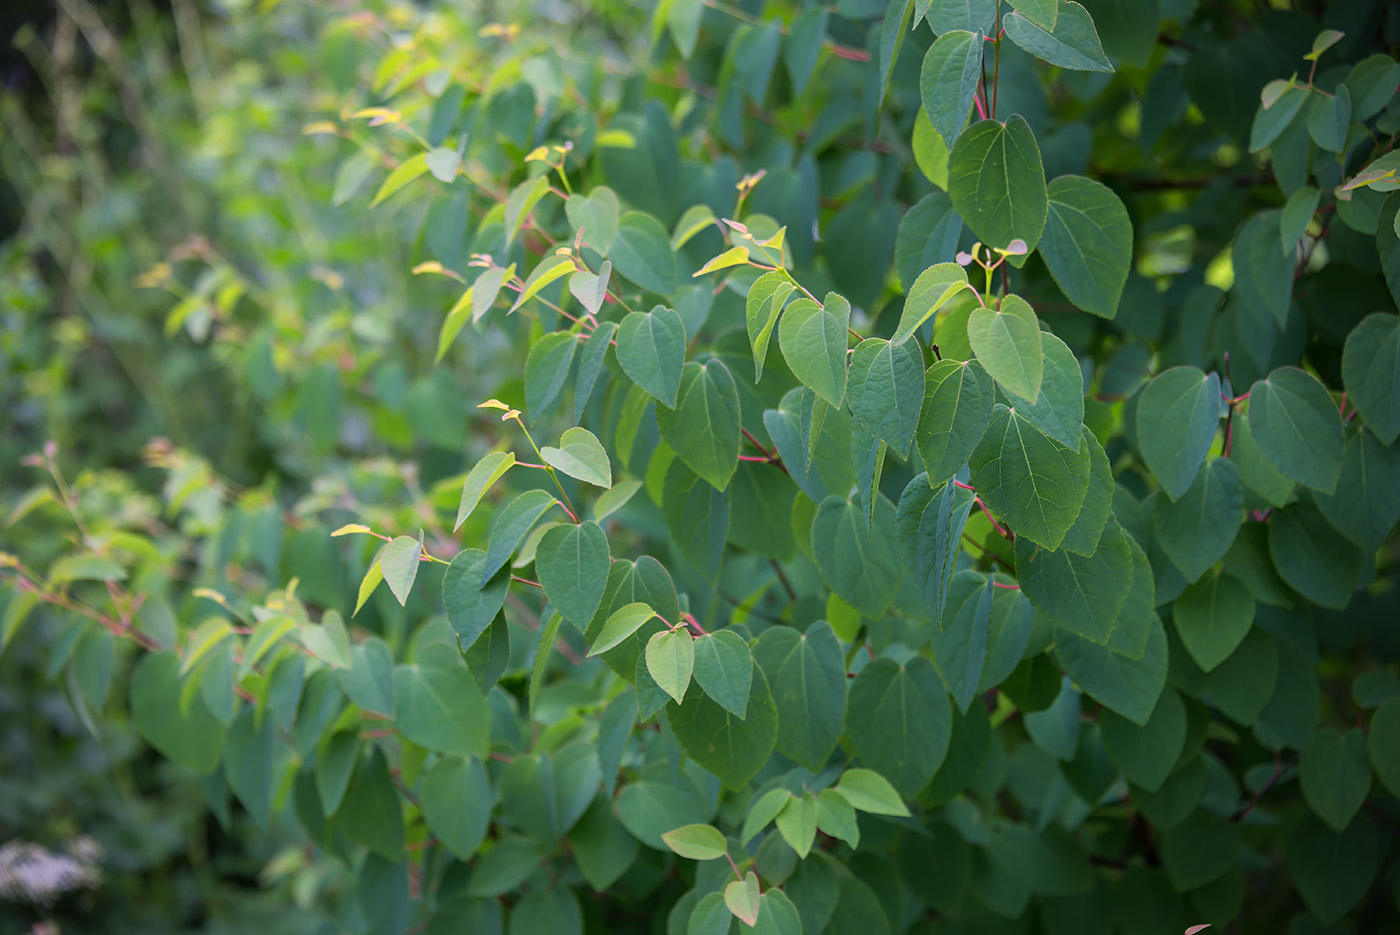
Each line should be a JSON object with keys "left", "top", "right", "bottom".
{"left": 1172, "top": 571, "right": 1255, "bottom": 673}
{"left": 752, "top": 622, "right": 847, "bottom": 770}
{"left": 482, "top": 490, "right": 559, "bottom": 585}
{"left": 616, "top": 305, "right": 687, "bottom": 408}
{"left": 948, "top": 117, "right": 1049, "bottom": 253}
{"left": 1315, "top": 427, "right": 1400, "bottom": 553}
{"left": 920, "top": 30, "right": 983, "bottom": 148}
{"left": 812, "top": 495, "right": 904, "bottom": 618}
{"left": 1341, "top": 313, "right": 1400, "bottom": 445}
{"left": 422, "top": 757, "right": 491, "bottom": 860}
{"left": 691, "top": 630, "right": 753, "bottom": 719}
{"left": 848, "top": 338, "right": 924, "bottom": 458}
{"left": 661, "top": 459, "right": 729, "bottom": 581}
{"left": 1100, "top": 686, "right": 1186, "bottom": 792}
{"left": 779, "top": 297, "right": 848, "bottom": 409}
{"left": 444, "top": 548, "right": 511, "bottom": 648}
{"left": 1038, "top": 176, "right": 1132, "bottom": 318}
{"left": 1004, "top": 330, "right": 1084, "bottom": 449}
{"left": 917, "top": 359, "right": 995, "bottom": 480}
{"left": 969, "top": 404, "right": 1091, "bottom": 549}
{"left": 1053, "top": 614, "right": 1167, "bottom": 725}
{"left": 1015, "top": 519, "right": 1134, "bottom": 645}
{"left": 610, "top": 212, "right": 679, "bottom": 295}
{"left": 1004, "top": 1, "right": 1112, "bottom": 72}
{"left": 667, "top": 665, "right": 779, "bottom": 790}
{"left": 536, "top": 521, "right": 611, "bottom": 630}
{"left": 393, "top": 648, "right": 490, "bottom": 758}
{"left": 1150, "top": 457, "right": 1244, "bottom": 583}
{"left": 1299, "top": 728, "right": 1371, "bottom": 832}
{"left": 1136, "top": 366, "right": 1221, "bottom": 501}
{"left": 1268, "top": 500, "right": 1362, "bottom": 610}
{"left": 657, "top": 359, "right": 742, "bottom": 491}
{"left": 846, "top": 657, "right": 951, "bottom": 797}
{"left": 1247, "top": 367, "right": 1344, "bottom": 495}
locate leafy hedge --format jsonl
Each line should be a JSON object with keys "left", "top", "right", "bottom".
{"left": 4, "top": 0, "right": 1400, "bottom": 932}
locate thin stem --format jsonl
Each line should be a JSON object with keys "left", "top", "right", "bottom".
{"left": 770, "top": 559, "right": 798, "bottom": 602}
{"left": 1233, "top": 752, "right": 1301, "bottom": 820}
{"left": 991, "top": 11, "right": 1001, "bottom": 119}
{"left": 511, "top": 416, "right": 580, "bottom": 523}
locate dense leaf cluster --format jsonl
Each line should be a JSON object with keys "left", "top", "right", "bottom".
{"left": 4, "top": 0, "right": 1400, "bottom": 933}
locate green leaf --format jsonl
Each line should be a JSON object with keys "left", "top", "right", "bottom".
{"left": 465, "top": 835, "right": 548, "bottom": 897}
{"left": 1307, "top": 84, "right": 1350, "bottom": 153}
{"left": 1005, "top": 330, "right": 1084, "bottom": 450}
{"left": 779, "top": 297, "right": 848, "bottom": 409}
{"left": 834, "top": 768, "right": 911, "bottom": 817}
{"left": 369, "top": 152, "right": 429, "bottom": 207}
{"left": 569, "top": 260, "right": 611, "bottom": 318}
{"left": 575, "top": 321, "right": 617, "bottom": 422}
{"left": 1053, "top": 614, "right": 1167, "bottom": 725}
{"left": 300, "top": 611, "right": 352, "bottom": 670}
{"left": 1299, "top": 728, "right": 1371, "bottom": 832}
{"left": 1004, "top": 1, "right": 1112, "bottom": 72}
{"left": 1008, "top": 0, "right": 1057, "bottom": 30}
{"left": 1287, "top": 813, "right": 1380, "bottom": 924}
{"left": 610, "top": 212, "right": 679, "bottom": 295}
{"left": 847, "top": 338, "right": 924, "bottom": 458}
{"left": 667, "top": 665, "right": 779, "bottom": 790}
{"left": 920, "top": 30, "right": 983, "bottom": 148}
{"left": 1370, "top": 697, "right": 1400, "bottom": 798}
{"left": 1100, "top": 686, "right": 1186, "bottom": 792}
{"left": 316, "top": 731, "right": 357, "bottom": 817}
{"left": 1248, "top": 84, "right": 1309, "bottom": 153}
{"left": 931, "top": 573, "right": 994, "bottom": 712}
{"left": 421, "top": 757, "right": 491, "bottom": 860}
{"left": 948, "top": 117, "right": 1049, "bottom": 253}
{"left": 393, "top": 648, "right": 490, "bottom": 757}
{"left": 481, "top": 490, "right": 558, "bottom": 585}
{"left": 877, "top": 0, "right": 915, "bottom": 107}
{"left": 694, "top": 245, "right": 751, "bottom": 277}
{"left": 896, "top": 191, "right": 962, "bottom": 285}
{"left": 535, "top": 522, "right": 611, "bottom": 630}
{"left": 691, "top": 630, "right": 752, "bottom": 718}
{"left": 1247, "top": 367, "right": 1344, "bottom": 494}
{"left": 1024, "top": 675, "right": 1081, "bottom": 760}
{"left": 1172, "top": 572, "right": 1256, "bottom": 673}
{"left": 1208, "top": 630, "right": 1279, "bottom": 727}
{"left": 892, "top": 263, "right": 970, "bottom": 345}
{"left": 815, "top": 790, "right": 860, "bottom": 847}
{"left": 1136, "top": 366, "right": 1221, "bottom": 501}
{"left": 504, "top": 176, "right": 548, "bottom": 248}
{"left": 1341, "top": 312, "right": 1400, "bottom": 445}
{"left": 590, "top": 603, "right": 658, "bottom": 657}
{"left": 910, "top": 482, "right": 977, "bottom": 626}
{"left": 568, "top": 799, "right": 638, "bottom": 890}
{"left": 752, "top": 622, "right": 847, "bottom": 770}
{"left": 775, "top": 794, "right": 818, "bottom": 859}
{"left": 812, "top": 495, "right": 904, "bottom": 618}
{"left": 646, "top": 628, "right": 694, "bottom": 704}
{"left": 661, "top": 823, "right": 728, "bottom": 861}
{"left": 224, "top": 705, "right": 276, "bottom": 829}
{"left": 745, "top": 270, "right": 795, "bottom": 381}
{"left": 969, "top": 404, "right": 1091, "bottom": 549}
{"left": 616, "top": 306, "right": 687, "bottom": 408}
{"left": 593, "top": 479, "right": 642, "bottom": 522}
{"left": 1228, "top": 415, "right": 1295, "bottom": 509}
{"left": 523, "top": 331, "right": 577, "bottom": 416}
{"left": 47, "top": 552, "right": 126, "bottom": 583}
{"left": 967, "top": 294, "right": 1044, "bottom": 401}
{"left": 1015, "top": 520, "right": 1133, "bottom": 644}
{"left": 1057, "top": 429, "right": 1114, "bottom": 556}
{"left": 379, "top": 535, "right": 423, "bottom": 606}
{"left": 443, "top": 548, "right": 511, "bottom": 648}
{"left": 565, "top": 187, "right": 620, "bottom": 254}
{"left": 783, "top": 8, "right": 828, "bottom": 95}
{"left": 341, "top": 637, "right": 395, "bottom": 716}
{"left": 742, "top": 788, "right": 792, "bottom": 844}
{"left": 1279, "top": 185, "right": 1320, "bottom": 254}
{"left": 1160, "top": 811, "right": 1240, "bottom": 891}
{"left": 1038, "top": 176, "right": 1131, "bottom": 318}
{"left": 917, "top": 359, "right": 995, "bottom": 480}
{"left": 339, "top": 748, "right": 406, "bottom": 859}
{"left": 1268, "top": 500, "right": 1362, "bottom": 610}
{"left": 725, "top": 872, "right": 762, "bottom": 927}
{"left": 131, "top": 652, "right": 225, "bottom": 773}
{"left": 847, "top": 657, "right": 951, "bottom": 797}
{"left": 541, "top": 427, "right": 612, "bottom": 488}
{"left": 1150, "top": 457, "right": 1244, "bottom": 583}
{"left": 509, "top": 891, "right": 582, "bottom": 935}
{"left": 1314, "top": 427, "right": 1400, "bottom": 553}
{"left": 657, "top": 360, "right": 742, "bottom": 491}
{"left": 511, "top": 255, "right": 579, "bottom": 314}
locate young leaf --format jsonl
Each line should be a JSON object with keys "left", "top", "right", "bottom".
{"left": 967, "top": 294, "right": 1044, "bottom": 401}
{"left": 746, "top": 271, "right": 796, "bottom": 381}
{"left": 589, "top": 603, "right": 657, "bottom": 657}
{"left": 645, "top": 628, "right": 694, "bottom": 704}
{"left": 379, "top": 535, "right": 423, "bottom": 606}
{"left": 541, "top": 427, "right": 612, "bottom": 488}
{"left": 369, "top": 152, "right": 429, "bottom": 207}
{"left": 725, "top": 872, "right": 762, "bottom": 927}
{"left": 892, "top": 263, "right": 969, "bottom": 345}
{"left": 833, "top": 768, "right": 911, "bottom": 817}
{"left": 774, "top": 794, "right": 818, "bottom": 859}
{"left": 660, "top": 824, "right": 728, "bottom": 861}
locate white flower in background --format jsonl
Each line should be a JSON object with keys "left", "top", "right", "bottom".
{"left": 0, "top": 838, "right": 103, "bottom": 907}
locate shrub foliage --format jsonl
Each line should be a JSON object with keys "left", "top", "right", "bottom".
{"left": 4, "top": 0, "right": 1400, "bottom": 932}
